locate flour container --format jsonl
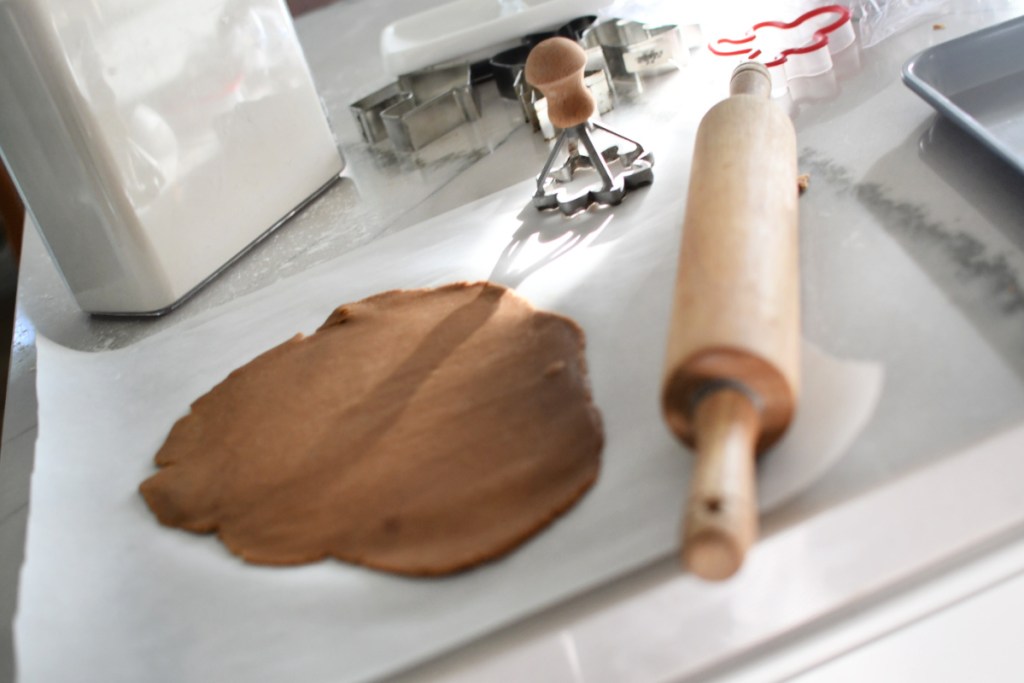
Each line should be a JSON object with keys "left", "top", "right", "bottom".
{"left": 0, "top": 0, "right": 343, "bottom": 314}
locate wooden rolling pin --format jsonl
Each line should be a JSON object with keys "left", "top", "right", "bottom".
{"left": 662, "top": 62, "right": 800, "bottom": 581}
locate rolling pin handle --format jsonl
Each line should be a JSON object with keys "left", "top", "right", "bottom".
{"left": 682, "top": 386, "right": 760, "bottom": 581}
{"left": 524, "top": 37, "right": 595, "bottom": 129}
{"left": 729, "top": 61, "right": 772, "bottom": 98}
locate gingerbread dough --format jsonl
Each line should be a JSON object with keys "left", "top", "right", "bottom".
{"left": 140, "top": 282, "right": 603, "bottom": 575}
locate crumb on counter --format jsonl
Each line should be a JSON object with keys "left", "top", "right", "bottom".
{"left": 797, "top": 173, "right": 810, "bottom": 194}
{"left": 933, "top": 23, "right": 946, "bottom": 30}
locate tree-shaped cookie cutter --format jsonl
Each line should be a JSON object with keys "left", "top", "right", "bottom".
{"left": 709, "top": 5, "right": 854, "bottom": 90}
{"left": 525, "top": 37, "right": 653, "bottom": 215}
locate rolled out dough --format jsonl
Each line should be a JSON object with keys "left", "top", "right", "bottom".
{"left": 140, "top": 282, "right": 604, "bottom": 576}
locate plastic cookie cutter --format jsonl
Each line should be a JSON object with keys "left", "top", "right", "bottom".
{"left": 709, "top": 5, "right": 855, "bottom": 91}
{"left": 525, "top": 37, "right": 653, "bottom": 215}
{"left": 350, "top": 63, "right": 480, "bottom": 152}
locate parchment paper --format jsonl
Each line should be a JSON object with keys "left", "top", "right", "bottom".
{"left": 17, "top": 164, "right": 882, "bottom": 682}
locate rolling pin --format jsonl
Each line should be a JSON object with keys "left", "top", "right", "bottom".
{"left": 662, "top": 62, "right": 800, "bottom": 581}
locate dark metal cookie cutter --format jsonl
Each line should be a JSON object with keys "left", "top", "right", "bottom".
{"left": 350, "top": 63, "right": 480, "bottom": 152}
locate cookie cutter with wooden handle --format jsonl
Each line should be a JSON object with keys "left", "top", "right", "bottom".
{"left": 524, "top": 37, "right": 653, "bottom": 215}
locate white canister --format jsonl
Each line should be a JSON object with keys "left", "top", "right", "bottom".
{"left": 0, "top": 0, "right": 344, "bottom": 314}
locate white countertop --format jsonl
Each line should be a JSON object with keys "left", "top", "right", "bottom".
{"left": 3, "top": 0, "right": 1024, "bottom": 681}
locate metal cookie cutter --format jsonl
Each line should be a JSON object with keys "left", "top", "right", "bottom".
{"left": 525, "top": 38, "right": 654, "bottom": 215}
{"left": 350, "top": 63, "right": 480, "bottom": 152}
{"left": 533, "top": 122, "right": 653, "bottom": 215}
{"left": 581, "top": 19, "right": 688, "bottom": 78}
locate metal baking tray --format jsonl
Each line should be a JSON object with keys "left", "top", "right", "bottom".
{"left": 903, "top": 15, "right": 1024, "bottom": 176}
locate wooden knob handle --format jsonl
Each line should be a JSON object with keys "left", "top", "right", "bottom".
{"left": 682, "top": 387, "right": 759, "bottom": 581}
{"left": 524, "top": 37, "right": 594, "bottom": 129}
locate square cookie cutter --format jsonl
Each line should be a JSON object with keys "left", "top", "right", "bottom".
{"left": 350, "top": 63, "right": 481, "bottom": 152}
{"left": 581, "top": 19, "right": 689, "bottom": 78}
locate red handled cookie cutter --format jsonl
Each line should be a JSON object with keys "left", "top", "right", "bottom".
{"left": 709, "top": 5, "right": 855, "bottom": 89}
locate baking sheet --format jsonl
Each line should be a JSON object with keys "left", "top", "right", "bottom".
{"left": 902, "top": 15, "right": 1024, "bottom": 176}
{"left": 17, "top": 161, "right": 882, "bottom": 682}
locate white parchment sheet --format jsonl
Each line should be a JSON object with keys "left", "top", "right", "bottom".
{"left": 17, "top": 170, "right": 881, "bottom": 682}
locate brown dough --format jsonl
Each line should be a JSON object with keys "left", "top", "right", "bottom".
{"left": 140, "top": 282, "right": 603, "bottom": 576}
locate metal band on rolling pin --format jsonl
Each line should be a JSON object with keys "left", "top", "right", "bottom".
{"left": 689, "top": 379, "right": 765, "bottom": 419}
